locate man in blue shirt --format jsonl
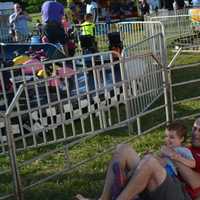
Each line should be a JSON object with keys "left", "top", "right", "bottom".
{"left": 41, "top": 0, "right": 69, "bottom": 56}
{"left": 9, "top": 3, "right": 32, "bottom": 42}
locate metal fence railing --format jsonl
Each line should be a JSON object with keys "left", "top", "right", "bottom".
{"left": 0, "top": 33, "right": 166, "bottom": 153}
{"left": 72, "top": 21, "right": 164, "bottom": 54}
{"left": 0, "top": 22, "right": 31, "bottom": 43}
{"left": 169, "top": 59, "right": 200, "bottom": 121}
{"left": 0, "top": 21, "right": 164, "bottom": 54}
{"left": 145, "top": 11, "right": 200, "bottom": 49}
{"left": 144, "top": 8, "right": 190, "bottom": 20}
{"left": 149, "top": 15, "right": 191, "bottom": 40}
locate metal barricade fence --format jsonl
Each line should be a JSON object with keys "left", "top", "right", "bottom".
{"left": 0, "top": 33, "right": 168, "bottom": 199}
{"left": 0, "top": 23, "right": 12, "bottom": 43}
{"left": 149, "top": 15, "right": 191, "bottom": 40}
{"left": 146, "top": 13, "right": 200, "bottom": 49}
{"left": 0, "top": 23, "right": 31, "bottom": 43}
{"left": 0, "top": 33, "right": 166, "bottom": 153}
{"left": 122, "top": 33, "right": 168, "bottom": 132}
{"left": 116, "top": 21, "right": 164, "bottom": 49}
{"left": 169, "top": 57, "right": 200, "bottom": 121}
{"left": 144, "top": 8, "right": 189, "bottom": 21}
{"left": 0, "top": 51, "right": 128, "bottom": 154}
{"left": 73, "top": 21, "right": 164, "bottom": 54}
{"left": 72, "top": 22, "right": 118, "bottom": 54}
{"left": 0, "top": 21, "right": 163, "bottom": 53}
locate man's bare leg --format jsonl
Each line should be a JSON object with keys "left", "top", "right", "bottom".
{"left": 116, "top": 155, "right": 167, "bottom": 200}
{"left": 176, "top": 162, "right": 200, "bottom": 189}
{"left": 76, "top": 144, "right": 140, "bottom": 200}
{"left": 100, "top": 144, "right": 140, "bottom": 200}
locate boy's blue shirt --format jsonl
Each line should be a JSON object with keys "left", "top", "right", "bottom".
{"left": 165, "top": 146, "right": 194, "bottom": 176}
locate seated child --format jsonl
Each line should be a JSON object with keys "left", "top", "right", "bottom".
{"left": 159, "top": 121, "right": 196, "bottom": 177}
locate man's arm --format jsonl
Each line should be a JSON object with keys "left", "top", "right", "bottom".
{"left": 171, "top": 152, "right": 196, "bottom": 168}
{"left": 160, "top": 146, "right": 196, "bottom": 168}
{"left": 176, "top": 161, "right": 200, "bottom": 189}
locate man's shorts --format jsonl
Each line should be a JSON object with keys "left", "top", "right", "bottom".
{"left": 140, "top": 175, "right": 191, "bottom": 200}
{"left": 43, "top": 22, "right": 68, "bottom": 45}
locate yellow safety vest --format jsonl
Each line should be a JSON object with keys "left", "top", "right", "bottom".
{"left": 81, "top": 21, "right": 95, "bottom": 36}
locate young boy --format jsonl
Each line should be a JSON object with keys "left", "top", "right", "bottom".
{"left": 80, "top": 13, "right": 97, "bottom": 53}
{"left": 81, "top": 13, "right": 95, "bottom": 37}
{"left": 160, "top": 121, "right": 196, "bottom": 177}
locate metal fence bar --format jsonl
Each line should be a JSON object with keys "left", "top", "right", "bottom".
{"left": 71, "top": 21, "right": 164, "bottom": 54}
{"left": 169, "top": 63, "right": 200, "bottom": 121}
{"left": 5, "top": 84, "right": 24, "bottom": 200}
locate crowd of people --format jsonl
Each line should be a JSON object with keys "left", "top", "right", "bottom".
{"left": 8, "top": 0, "right": 101, "bottom": 56}
{"left": 8, "top": 0, "right": 200, "bottom": 50}
{"left": 8, "top": 0, "right": 137, "bottom": 44}
{"left": 76, "top": 118, "right": 200, "bottom": 200}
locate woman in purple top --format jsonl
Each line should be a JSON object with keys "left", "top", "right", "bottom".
{"left": 41, "top": 1, "right": 69, "bottom": 56}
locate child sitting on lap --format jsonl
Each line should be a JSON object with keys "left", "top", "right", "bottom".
{"left": 159, "top": 121, "right": 196, "bottom": 177}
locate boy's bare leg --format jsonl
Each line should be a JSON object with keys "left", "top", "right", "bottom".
{"left": 116, "top": 155, "right": 167, "bottom": 200}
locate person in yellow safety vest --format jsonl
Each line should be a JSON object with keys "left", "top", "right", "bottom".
{"left": 81, "top": 13, "right": 95, "bottom": 36}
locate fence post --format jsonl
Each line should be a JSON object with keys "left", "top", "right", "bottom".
{"left": 5, "top": 115, "right": 24, "bottom": 200}
{"left": 166, "top": 48, "right": 182, "bottom": 121}
{"left": 168, "top": 68, "right": 174, "bottom": 121}
{"left": 160, "top": 33, "right": 173, "bottom": 123}
{"left": 120, "top": 53, "right": 133, "bottom": 135}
